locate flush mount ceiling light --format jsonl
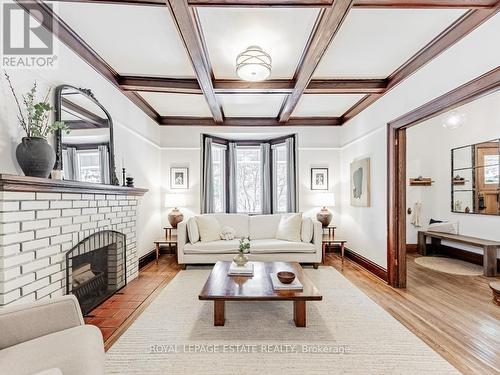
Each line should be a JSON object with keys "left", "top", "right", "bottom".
{"left": 236, "top": 45, "right": 272, "bottom": 82}
{"left": 442, "top": 110, "right": 466, "bottom": 130}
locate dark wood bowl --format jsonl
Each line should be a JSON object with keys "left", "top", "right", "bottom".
{"left": 277, "top": 271, "right": 295, "bottom": 284}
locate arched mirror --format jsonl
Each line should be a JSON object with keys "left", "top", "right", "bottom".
{"left": 55, "top": 85, "right": 118, "bottom": 185}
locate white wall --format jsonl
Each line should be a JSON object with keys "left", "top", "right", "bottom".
{"left": 406, "top": 92, "right": 500, "bottom": 256}
{"left": 337, "top": 14, "right": 500, "bottom": 269}
{"left": 159, "top": 126, "right": 342, "bottom": 227}
{"left": 0, "top": 12, "right": 162, "bottom": 257}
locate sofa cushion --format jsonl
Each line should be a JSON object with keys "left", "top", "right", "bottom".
{"left": 249, "top": 214, "right": 282, "bottom": 240}
{"left": 301, "top": 217, "right": 313, "bottom": 243}
{"left": 0, "top": 325, "right": 104, "bottom": 375}
{"left": 250, "top": 239, "right": 315, "bottom": 254}
{"left": 211, "top": 214, "right": 249, "bottom": 238}
{"left": 276, "top": 213, "right": 302, "bottom": 242}
{"left": 184, "top": 240, "right": 240, "bottom": 254}
{"left": 196, "top": 215, "right": 222, "bottom": 242}
{"left": 187, "top": 217, "right": 200, "bottom": 244}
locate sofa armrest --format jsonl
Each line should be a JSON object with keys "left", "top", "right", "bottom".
{"left": 177, "top": 219, "right": 189, "bottom": 263}
{"left": 0, "top": 295, "right": 84, "bottom": 350}
{"left": 312, "top": 219, "right": 322, "bottom": 252}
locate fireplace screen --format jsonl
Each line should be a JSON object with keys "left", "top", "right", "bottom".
{"left": 66, "top": 230, "right": 126, "bottom": 315}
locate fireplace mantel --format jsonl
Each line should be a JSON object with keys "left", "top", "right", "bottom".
{"left": 0, "top": 174, "right": 148, "bottom": 196}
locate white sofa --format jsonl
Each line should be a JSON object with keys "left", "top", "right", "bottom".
{"left": 177, "top": 213, "right": 322, "bottom": 268}
{"left": 0, "top": 295, "right": 105, "bottom": 375}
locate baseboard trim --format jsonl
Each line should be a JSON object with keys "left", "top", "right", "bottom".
{"left": 434, "top": 244, "right": 500, "bottom": 271}
{"left": 139, "top": 249, "right": 156, "bottom": 269}
{"left": 344, "top": 248, "right": 388, "bottom": 282}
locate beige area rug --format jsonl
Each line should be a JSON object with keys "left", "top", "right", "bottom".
{"left": 414, "top": 256, "right": 484, "bottom": 276}
{"left": 105, "top": 267, "right": 459, "bottom": 375}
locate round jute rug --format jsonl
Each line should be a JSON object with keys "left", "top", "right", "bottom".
{"left": 414, "top": 256, "right": 483, "bottom": 276}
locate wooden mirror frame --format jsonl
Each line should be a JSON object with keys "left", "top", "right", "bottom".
{"left": 54, "top": 85, "right": 119, "bottom": 186}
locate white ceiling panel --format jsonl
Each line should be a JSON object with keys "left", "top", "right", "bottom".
{"left": 219, "top": 94, "right": 287, "bottom": 117}
{"left": 197, "top": 8, "right": 320, "bottom": 79}
{"left": 54, "top": 3, "right": 195, "bottom": 77}
{"left": 139, "top": 92, "right": 212, "bottom": 117}
{"left": 292, "top": 94, "right": 365, "bottom": 117}
{"left": 313, "top": 9, "right": 465, "bottom": 79}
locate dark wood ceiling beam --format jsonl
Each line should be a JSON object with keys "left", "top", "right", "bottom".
{"left": 119, "top": 76, "right": 387, "bottom": 94}
{"left": 14, "top": 1, "right": 161, "bottom": 123}
{"left": 165, "top": 0, "right": 224, "bottom": 123}
{"left": 160, "top": 116, "right": 342, "bottom": 126}
{"left": 278, "top": 0, "right": 354, "bottom": 122}
{"left": 51, "top": 0, "right": 498, "bottom": 7}
{"left": 341, "top": 6, "right": 500, "bottom": 123}
{"left": 187, "top": 0, "right": 497, "bottom": 7}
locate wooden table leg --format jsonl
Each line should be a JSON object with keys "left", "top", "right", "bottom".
{"left": 341, "top": 242, "right": 345, "bottom": 269}
{"left": 483, "top": 245, "right": 498, "bottom": 277}
{"left": 293, "top": 300, "right": 306, "bottom": 327}
{"left": 155, "top": 242, "right": 160, "bottom": 264}
{"left": 214, "top": 300, "right": 225, "bottom": 326}
{"left": 417, "top": 232, "right": 426, "bottom": 255}
{"left": 322, "top": 242, "right": 326, "bottom": 264}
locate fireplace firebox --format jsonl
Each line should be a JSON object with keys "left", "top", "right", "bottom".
{"left": 66, "top": 230, "right": 127, "bottom": 315}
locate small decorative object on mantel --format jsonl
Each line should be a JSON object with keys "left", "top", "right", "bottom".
{"left": 126, "top": 176, "right": 134, "bottom": 188}
{"left": 409, "top": 176, "right": 434, "bottom": 186}
{"left": 5, "top": 73, "right": 68, "bottom": 178}
{"left": 233, "top": 237, "right": 250, "bottom": 267}
{"left": 122, "top": 168, "right": 127, "bottom": 187}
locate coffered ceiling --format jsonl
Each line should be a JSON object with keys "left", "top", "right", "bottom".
{"left": 17, "top": 0, "right": 500, "bottom": 126}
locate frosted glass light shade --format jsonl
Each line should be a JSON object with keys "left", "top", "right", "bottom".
{"left": 442, "top": 111, "right": 465, "bottom": 130}
{"left": 236, "top": 45, "right": 272, "bottom": 82}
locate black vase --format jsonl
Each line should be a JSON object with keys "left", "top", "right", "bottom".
{"left": 16, "top": 137, "right": 55, "bottom": 178}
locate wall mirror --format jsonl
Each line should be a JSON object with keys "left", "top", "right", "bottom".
{"left": 451, "top": 139, "right": 499, "bottom": 215}
{"left": 55, "top": 85, "right": 118, "bottom": 185}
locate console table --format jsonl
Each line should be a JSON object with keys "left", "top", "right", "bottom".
{"left": 417, "top": 231, "right": 500, "bottom": 276}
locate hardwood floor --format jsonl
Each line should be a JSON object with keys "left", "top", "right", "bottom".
{"left": 87, "top": 253, "right": 500, "bottom": 374}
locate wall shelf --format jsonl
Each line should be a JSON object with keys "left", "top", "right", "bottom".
{"left": 409, "top": 178, "right": 434, "bottom": 186}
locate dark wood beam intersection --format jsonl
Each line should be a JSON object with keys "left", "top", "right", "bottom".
{"left": 278, "top": 0, "right": 354, "bottom": 122}
{"left": 165, "top": 0, "right": 224, "bottom": 123}
{"left": 119, "top": 76, "right": 387, "bottom": 94}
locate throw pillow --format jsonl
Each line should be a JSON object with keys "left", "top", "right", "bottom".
{"left": 196, "top": 215, "right": 222, "bottom": 242}
{"left": 301, "top": 217, "right": 313, "bottom": 243}
{"left": 220, "top": 226, "right": 236, "bottom": 240}
{"left": 187, "top": 217, "right": 200, "bottom": 244}
{"left": 276, "top": 213, "right": 302, "bottom": 242}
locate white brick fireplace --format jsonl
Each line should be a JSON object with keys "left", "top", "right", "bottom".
{"left": 0, "top": 175, "right": 147, "bottom": 307}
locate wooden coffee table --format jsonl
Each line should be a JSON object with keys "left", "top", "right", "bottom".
{"left": 199, "top": 261, "right": 322, "bottom": 327}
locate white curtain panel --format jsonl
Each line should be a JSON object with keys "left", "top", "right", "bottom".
{"left": 98, "top": 145, "right": 110, "bottom": 184}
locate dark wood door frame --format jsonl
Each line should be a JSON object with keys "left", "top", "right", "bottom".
{"left": 386, "top": 67, "right": 500, "bottom": 288}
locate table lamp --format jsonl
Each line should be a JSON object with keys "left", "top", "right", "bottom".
{"left": 166, "top": 193, "right": 186, "bottom": 228}
{"left": 315, "top": 193, "right": 335, "bottom": 227}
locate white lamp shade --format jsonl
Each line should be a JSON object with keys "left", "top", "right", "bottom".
{"left": 165, "top": 193, "right": 187, "bottom": 208}
{"left": 312, "top": 193, "right": 335, "bottom": 208}
{"left": 236, "top": 45, "right": 271, "bottom": 82}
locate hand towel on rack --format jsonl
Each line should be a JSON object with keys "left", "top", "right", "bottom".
{"left": 411, "top": 202, "right": 422, "bottom": 227}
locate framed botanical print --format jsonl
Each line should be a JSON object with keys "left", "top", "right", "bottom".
{"left": 170, "top": 167, "right": 189, "bottom": 189}
{"left": 311, "top": 168, "right": 328, "bottom": 190}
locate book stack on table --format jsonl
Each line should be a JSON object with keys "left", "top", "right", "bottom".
{"left": 228, "top": 262, "right": 254, "bottom": 276}
{"left": 270, "top": 273, "right": 303, "bottom": 291}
